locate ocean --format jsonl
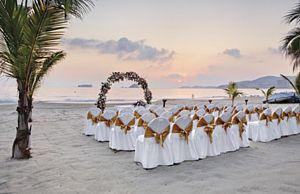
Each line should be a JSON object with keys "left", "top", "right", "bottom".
{"left": 0, "top": 86, "right": 294, "bottom": 105}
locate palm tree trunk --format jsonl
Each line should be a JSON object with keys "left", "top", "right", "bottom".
{"left": 231, "top": 98, "right": 234, "bottom": 107}
{"left": 12, "top": 83, "right": 32, "bottom": 159}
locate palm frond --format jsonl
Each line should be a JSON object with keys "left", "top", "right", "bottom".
{"left": 29, "top": 50, "right": 66, "bottom": 95}
{"left": 53, "top": 0, "right": 95, "bottom": 19}
{"left": 284, "top": 3, "right": 300, "bottom": 24}
{"left": 294, "top": 72, "right": 300, "bottom": 97}
{"left": 266, "top": 86, "right": 276, "bottom": 98}
{"left": 280, "top": 27, "right": 300, "bottom": 71}
{"left": 280, "top": 74, "right": 300, "bottom": 97}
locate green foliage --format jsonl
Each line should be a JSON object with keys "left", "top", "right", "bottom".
{"left": 281, "top": 73, "right": 300, "bottom": 98}
{"left": 256, "top": 86, "right": 276, "bottom": 102}
{"left": 281, "top": 3, "right": 300, "bottom": 71}
{"left": 224, "top": 82, "right": 243, "bottom": 106}
{"left": 0, "top": 0, "right": 94, "bottom": 98}
{"left": 0, "top": 0, "right": 67, "bottom": 97}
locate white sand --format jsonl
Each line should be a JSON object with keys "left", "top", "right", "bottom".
{"left": 0, "top": 100, "right": 300, "bottom": 194}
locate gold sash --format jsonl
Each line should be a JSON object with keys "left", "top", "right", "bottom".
{"left": 115, "top": 117, "right": 135, "bottom": 135}
{"left": 192, "top": 114, "right": 200, "bottom": 120}
{"left": 245, "top": 109, "right": 256, "bottom": 121}
{"left": 231, "top": 116, "right": 247, "bottom": 140}
{"left": 271, "top": 112, "right": 283, "bottom": 124}
{"left": 87, "top": 111, "right": 99, "bottom": 125}
{"left": 197, "top": 118, "right": 215, "bottom": 143}
{"left": 215, "top": 117, "right": 231, "bottom": 133}
{"left": 134, "top": 111, "right": 141, "bottom": 119}
{"left": 171, "top": 122, "right": 193, "bottom": 143}
{"left": 282, "top": 112, "right": 292, "bottom": 121}
{"left": 98, "top": 115, "right": 117, "bottom": 127}
{"left": 144, "top": 125, "right": 170, "bottom": 147}
{"left": 137, "top": 118, "right": 149, "bottom": 129}
{"left": 259, "top": 113, "right": 272, "bottom": 127}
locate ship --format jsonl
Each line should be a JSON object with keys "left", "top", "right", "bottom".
{"left": 78, "top": 84, "right": 93, "bottom": 88}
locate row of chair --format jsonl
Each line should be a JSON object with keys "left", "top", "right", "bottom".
{"left": 83, "top": 105, "right": 251, "bottom": 169}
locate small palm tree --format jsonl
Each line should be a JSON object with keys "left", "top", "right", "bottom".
{"left": 224, "top": 82, "right": 243, "bottom": 107}
{"left": 281, "top": 74, "right": 300, "bottom": 101}
{"left": 0, "top": 0, "right": 94, "bottom": 159}
{"left": 281, "top": 3, "right": 300, "bottom": 71}
{"left": 256, "top": 86, "right": 276, "bottom": 103}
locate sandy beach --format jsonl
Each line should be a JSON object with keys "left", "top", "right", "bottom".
{"left": 1, "top": 100, "right": 300, "bottom": 194}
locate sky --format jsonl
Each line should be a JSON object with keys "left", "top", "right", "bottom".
{"left": 1, "top": 0, "right": 298, "bottom": 88}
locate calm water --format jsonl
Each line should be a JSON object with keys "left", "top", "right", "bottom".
{"left": 0, "top": 86, "right": 294, "bottom": 104}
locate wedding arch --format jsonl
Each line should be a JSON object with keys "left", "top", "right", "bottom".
{"left": 97, "top": 72, "right": 152, "bottom": 112}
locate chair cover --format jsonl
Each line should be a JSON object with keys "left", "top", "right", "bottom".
{"left": 245, "top": 105, "right": 259, "bottom": 122}
{"left": 119, "top": 107, "right": 134, "bottom": 115}
{"left": 83, "top": 108, "right": 100, "bottom": 136}
{"left": 169, "top": 116, "right": 197, "bottom": 163}
{"left": 230, "top": 111, "right": 249, "bottom": 148}
{"left": 94, "top": 110, "right": 117, "bottom": 142}
{"left": 214, "top": 112, "right": 237, "bottom": 153}
{"left": 152, "top": 107, "right": 165, "bottom": 117}
{"left": 160, "top": 111, "right": 175, "bottom": 122}
{"left": 192, "top": 109, "right": 206, "bottom": 129}
{"left": 247, "top": 108, "right": 275, "bottom": 142}
{"left": 134, "top": 113, "right": 156, "bottom": 139}
{"left": 191, "top": 114, "right": 220, "bottom": 158}
{"left": 270, "top": 108, "right": 283, "bottom": 139}
{"left": 134, "top": 118, "right": 173, "bottom": 169}
{"left": 280, "top": 107, "right": 294, "bottom": 136}
{"left": 109, "top": 113, "right": 136, "bottom": 151}
{"left": 290, "top": 106, "right": 300, "bottom": 134}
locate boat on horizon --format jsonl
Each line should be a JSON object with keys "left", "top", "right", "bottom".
{"left": 78, "top": 84, "right": 93, "bottom": 88}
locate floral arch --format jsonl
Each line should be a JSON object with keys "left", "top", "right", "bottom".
{"left": 97, "top": 72, "right": 152, "bottom": 112}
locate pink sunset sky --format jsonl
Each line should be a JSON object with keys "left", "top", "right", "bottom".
{"left": 0, "top": 0, "right": 298, "bottom": 88}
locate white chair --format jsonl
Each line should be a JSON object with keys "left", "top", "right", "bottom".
{"left": 178, "top": 110, "right": 191, "bottom": 118}
{"left": 270, "top": 108, "right": 283, "bottom": 139}
{"left": 109, "top": 113, "right": 136, "bottom": 151}
{"left": 134, "top": 118, "right": 173, "bottom": 169}
{"left": 169, "top": 116, "right": 197, "bottom": 163}
{"left": 94, "top": 110, "right": 117, "bottom": 142}
{"left": 119, "top": 107, "right": 134, "bottom": 115}
{"left": 280, "top": 107, "right": 294, "bottom": 136}
{"left": 245, "top": 105, "right": 259, "bottom": 122}
{"left": 83, "top": 108, "right": 100, "bottom": 136}
{"left": 192, "top": 109, "right": 206, "bottom": 129}
{"left": 214, "top": 112, "right": 237, "bottom": 153}
{"left": 230, "top": 111, "right": 249, "bottom": 148}
{"left": 247, "top": 108, "right": 275, "bottom": 142}
{"left": 134, "top": 113, "right": 156, "bottom": 139}
{"left": 290, "top": 106, "right": 300, "bottom": 134}
{"left": 152, "top": 107, "right": 165, "bottom": 117}
{"left": 160, "top": 111, "right": 175, "bottom": 122}
{"left": 191, "top": 114, "right": 220, "bottom": 158}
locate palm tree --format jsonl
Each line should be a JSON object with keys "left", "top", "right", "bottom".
{"left": 0, "top": 0, "right": 94, "bottom": 159}
{"left": 256, "top": 86, "right": 276, "bottom": 103}
{"left": 224, "top": 82, "right": 243, "bottom": 107}
{"left": 281, "top": 74, "right": 300, "bottom": 101}
{"left": 281, "top": 3, "right": 300, "bottom": 71}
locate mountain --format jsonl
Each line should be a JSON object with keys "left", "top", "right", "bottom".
{"left": 179, "top": 75, "right": 295, "bottom": 89}
{"left": 218, "top": 76, "right": 294, "bottom": 89}
{"left": 121, "top": 84, "right": 139, "bottom": 88}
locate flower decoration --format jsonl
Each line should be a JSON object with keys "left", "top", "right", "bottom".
{"left": 97, "top": 72, "right": 152, "bottom": 112}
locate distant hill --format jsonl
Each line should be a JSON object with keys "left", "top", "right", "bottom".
{"left": 218, "top": 76, "right": 294, "bottom": 89}
{"left": 121, "top": 84, "right": 139, "bottom": 88}
{"left": 180, "top": 75, "right": 295, "bottom": 89}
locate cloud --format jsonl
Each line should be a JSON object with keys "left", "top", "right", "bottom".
{"left": 267, "top": 47, "right": 281, "bottom": 55}
{"left": 63, "top": 37, "right": 174, "bottom": 62}
{"left": 166, "top": 73, "right": 185, "bottom": 80}
{"left": 222, "top": 48, "right": 241, "bottom": 58}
